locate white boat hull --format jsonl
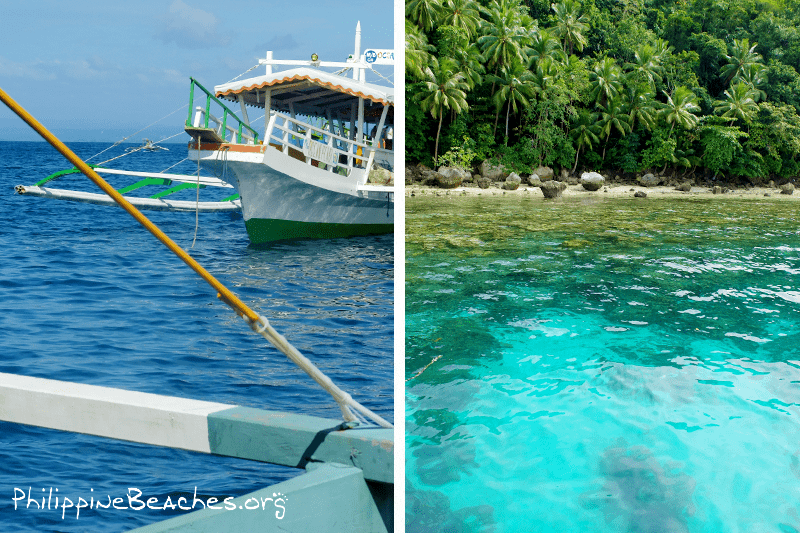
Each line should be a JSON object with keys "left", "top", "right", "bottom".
{"left": 193, "top": 145, "right": 393, "bottom": 244}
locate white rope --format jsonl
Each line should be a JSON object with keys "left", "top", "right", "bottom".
{"left": 368, "top": 67, "right": 394, "bottom": 86}
{"left": 97, "top": 131, "right": 188, "bottom": 166}
{"left": 160, "top": 157, "right": 188, "bottom": 173}
{"left": 247, "top": 314, "right": 393, "bottom": 428}
{"left": 86, "top": 104, "right": 188, "bottom": 163}
{"left": 153, "top": 131, "right": 187, "bottom": 144}
{"left": 191, "top": 136, "right": 201, "bottom": 248}
{"left": 97, "top": 146, "right": 148, "bottom": 165}
{"left": 225, "top": 63, "right": 261, "bottom": 84}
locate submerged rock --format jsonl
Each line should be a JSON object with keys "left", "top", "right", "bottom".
{"left": 581, "top": 172, "right": 605, "bottom": 191}
{"left": 540, "top": 180, "right": 567, "bottom": 198}
{"left": 634, "top": 190, "right": 647, "bottom": 198}
{"left": 587, "top": 441, "right": 696, "bottom": 533}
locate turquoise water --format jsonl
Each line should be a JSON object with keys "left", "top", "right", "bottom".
{"left": 0, "top": 141, "right": 393, "bottom": 531}
{"left": 406, "top": 196, "right": 800, "bottom": 532}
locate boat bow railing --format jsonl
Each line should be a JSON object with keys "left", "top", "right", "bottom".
{"left": 265, "top": 111, "right": 393, "bottom": 182}
{"left": 186, "top": 78, "right": 259, "bottom": 145}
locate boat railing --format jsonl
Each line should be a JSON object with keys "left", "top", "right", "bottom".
{"left": 191, "top": 107, "right": 258, "bottom": 145}
{"left": 265, "top": 111, "right": 393, "bottom": 182}
{"left": 186, "top": 78, "right": 259, "bottom": 145}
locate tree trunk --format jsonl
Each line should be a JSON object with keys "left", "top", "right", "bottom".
{"left": 435, "top": 112, "right": 443, "bottom": 163}
{"left": 505, "top": 102, "right": 511, "bottom": 138}
{"left": 572, "top": 146, "right": 581, "bottom": 173}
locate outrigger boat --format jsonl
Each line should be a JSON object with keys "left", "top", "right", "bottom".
{"left": 15, "top": 22, "right": 394, "bottom": 245}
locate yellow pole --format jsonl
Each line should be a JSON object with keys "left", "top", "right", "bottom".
{"left": 0, "top": 86, "right": 259, "bottom": 323}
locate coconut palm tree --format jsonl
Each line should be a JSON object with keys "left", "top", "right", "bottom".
{"left": 488, "top": 62, "right": 537, "bottom": 138}
{"left": 720, "top": 38, "right": 763, "bottom": 86}
{"left": 438, "top": 0, "right": 483, "bottom": 40}
{"left": 598, "top": 98, "right": 631, "bottom": 160}
{"left": 405, "top": 20, "right": 435, "bottom": 81}
{"left": 570, "top": 109, "right": 600, "bottom": 172}
{"left": 627, "top": 43, "right": 664, "bottom": 88}
{"left": 714, "top": 82, "right": 759, "bottom": 126}
{"left": 589, "top": 57, "right": 623, "bottom": 108}
{"left": 661, "top": 86, "right": 701, "bottom": 138}
{"left": 452, "top": 42, "right": 486, "bottom": 90}
{"left": 551, "top": 0, "right": 588, "bottom": 55}
{"left": 733, "top": 63, "right": 768, "bottom": 102}
{"left": 526, "top": 55, "right": 558, "bottom": 97}
{"left": 623, "top": 83, "right": 659, "bottom": 132}
{"left": 478, "top": 1, "right": 529, "bottom": 78}
{"left": 406, "top": 0, "right": 442, "bottom": 32}
{"left": 416, "top": 58, "right": 470, "bottom": 161}
{"left": 526, "top": 27, "right": 565, "bottom": 68}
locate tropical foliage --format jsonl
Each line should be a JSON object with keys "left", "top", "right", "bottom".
{"left": 406, "top": 0, "right": 800, "bottom": 182}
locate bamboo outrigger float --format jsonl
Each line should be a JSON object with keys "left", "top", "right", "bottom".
{"left": 15, "top": 167, "right": 242, "bottom": 212}
{"left": 1, "top": 63, "right": 393, "bottom": 531}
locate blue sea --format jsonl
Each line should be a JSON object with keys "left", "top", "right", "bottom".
{"left": 406, "top": 195, "right": 800, "bottom": 532}
{"left": 0, "top": 140, "right": 393, "bottom": 531}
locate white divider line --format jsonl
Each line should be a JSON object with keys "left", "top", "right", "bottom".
{"left": 0, "top": 373, "right": 232, "bottom": 454}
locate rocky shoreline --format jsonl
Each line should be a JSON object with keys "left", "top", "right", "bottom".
{"left": 405, "top": 162, "right": 799, "bottom": 201}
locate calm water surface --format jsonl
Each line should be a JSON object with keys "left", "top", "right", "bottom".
{"left": 406, "top": 195, "right": 799, "bottom": 532}
{"left": 0, "top": 141, "right": 393, "bottom": 531}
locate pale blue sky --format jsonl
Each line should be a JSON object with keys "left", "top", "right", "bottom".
{"left": 0, "top": 0, "right": 394, "bottom": 141}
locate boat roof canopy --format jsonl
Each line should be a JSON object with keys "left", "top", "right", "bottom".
{"left": 214, "top": 67, "right": 393, "bottom": 122}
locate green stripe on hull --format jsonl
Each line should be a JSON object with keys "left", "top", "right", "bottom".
{"left": 244, "top": 218, "right": 393, "bottom": 244}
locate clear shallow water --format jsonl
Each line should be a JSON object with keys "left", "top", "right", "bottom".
{"left": 0, "top": 141, "right": 393, "bottom": 531}
{"left": 406, "top": 195, "right": 800, "bottom": 533}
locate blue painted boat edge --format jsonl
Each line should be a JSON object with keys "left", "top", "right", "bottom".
{"left": 207, "top": 406, "right": 393, "bottom": 484}
{"left": 127, "top": 463, "right": 388, "bottom": 533}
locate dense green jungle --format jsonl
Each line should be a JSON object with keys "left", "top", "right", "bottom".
{"left": 405, "top": 0, "right": 800, "bottom": 185}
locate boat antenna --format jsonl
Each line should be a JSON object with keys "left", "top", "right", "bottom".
{"left": 0, "top": 86, "right": 392, "bottom": 429}
{"left": 353, "top": 21, "right": 361, "bottom": 80}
